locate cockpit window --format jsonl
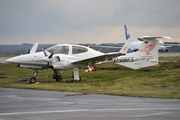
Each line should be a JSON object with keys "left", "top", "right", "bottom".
{"left": 72, "top": 46, "right": 88, "bottom": 54}
{"left": 46, "top": 46, "right": 69, "bottom": 54}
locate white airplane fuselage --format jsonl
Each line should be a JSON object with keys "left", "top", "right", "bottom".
{"left": 6, "top": 44, "right": 104, "bottom": 70}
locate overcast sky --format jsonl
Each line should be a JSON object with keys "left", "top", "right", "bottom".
{"left": 0, "top": 0, "right": 179, "bottom": 45}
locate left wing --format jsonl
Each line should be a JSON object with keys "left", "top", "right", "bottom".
{"left": 29, "top": 42, "right": 39, "bottom": 54}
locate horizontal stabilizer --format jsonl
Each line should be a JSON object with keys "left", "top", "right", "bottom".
{"left": 138, "top": 36, "right": 172, "bottom": 41}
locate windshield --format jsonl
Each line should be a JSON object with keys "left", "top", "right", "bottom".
{"left": 46, "top": 46, "right": 69, "bottom": 54}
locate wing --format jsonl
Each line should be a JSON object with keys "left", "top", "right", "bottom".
{"left": 72, "top": 52, "right": 123, "bottom": 65}
{"left": 29, "top": 42, "right": 39, "bottom": 54}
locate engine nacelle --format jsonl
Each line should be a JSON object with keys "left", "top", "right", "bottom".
{"left": 113, "top": 56, "right": 135, "bottom": 62}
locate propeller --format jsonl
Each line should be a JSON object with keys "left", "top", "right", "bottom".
{"left": 42, "top": 48, "right": 60, "bottom": 65}
{"left": 48, "top": 52, "right": 54, "bottom": 59}
{"left": 42, "top": 48, "right": 53, "bottom": 63}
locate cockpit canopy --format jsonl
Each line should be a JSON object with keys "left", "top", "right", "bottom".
{"left": 72, "top": 46, "right": 88, "bottom": 54}
{"left": 46, "top": 45, "right": 69, "bottom": 54}
{"left": 46, "top": 45, "right": 88, "bottom": 55}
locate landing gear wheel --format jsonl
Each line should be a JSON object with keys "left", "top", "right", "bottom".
{"left": 55, "top": 76, "right": 62, "bottom": 82}
{"left": 53, "top": 70, "right": 62, "bottom": 82}
{"left": 27, "top": 77, "right": 36, "bottom": 84}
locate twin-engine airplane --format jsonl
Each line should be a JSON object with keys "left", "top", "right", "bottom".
{"left": 6, "top": 34, "right": 171, "bottom": 84}
{"left": 6, "top": 41, "right": 129, "bottom": 83}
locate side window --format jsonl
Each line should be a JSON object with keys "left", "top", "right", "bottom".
{"left": 46, "top": 46, "right": 69, "bottom": 54}
{"left": 72, "top": 46, "right": 88, "bottom": 54}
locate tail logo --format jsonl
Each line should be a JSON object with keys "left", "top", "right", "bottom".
{"left": 123, "top": 46, "right": 128, "bottom": 51}
{"left": 139, "top": 42, "right": 157, "bottom": 55}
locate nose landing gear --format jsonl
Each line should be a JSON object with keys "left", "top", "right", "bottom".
{"left": 27, "top": 69, "right": 38, "bottom": 84}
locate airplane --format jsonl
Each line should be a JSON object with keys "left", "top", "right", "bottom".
{"left": 6, "top": 40, "right": 130, "bottom": 84}
{"left": 124, "top": 25, "right": 171, "bottom": 52}
{"left": 5, "top": 34, "right": 171, "bottom": 84}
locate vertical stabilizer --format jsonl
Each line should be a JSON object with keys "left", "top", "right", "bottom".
{"left": 124, "top": 24, "right": 130, "bottom": 40}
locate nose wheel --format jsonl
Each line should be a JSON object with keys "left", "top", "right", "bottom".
{"left": 27, "top": 77, "right": 36, "bottom": 84}
{"left": 27, "top": 69, "right": 38, "bottom": 84}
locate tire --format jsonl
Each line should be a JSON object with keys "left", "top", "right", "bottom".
{"left": 27, "top": 77, "right": 36, "bottom": 84}
{"left": 56, "top": 76, "right": 62, "bottom": 82}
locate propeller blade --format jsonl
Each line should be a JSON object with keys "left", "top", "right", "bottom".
{"left": 48, "top": 52, "right": 54, "bottom": 59}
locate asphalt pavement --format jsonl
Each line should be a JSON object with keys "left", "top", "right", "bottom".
{"left": 0, "top": 88, "right": 180, "bottom": 120}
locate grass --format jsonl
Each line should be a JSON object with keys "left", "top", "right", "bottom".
{"left": 159, "top": 56, "right": 180, "bottom": 61}
{"left": 0, "top": 57, "right": 180, "bottom": 99}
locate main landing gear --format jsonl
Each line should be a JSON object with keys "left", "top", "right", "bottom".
{"left": 27, "top": 69, "right": 38, "bottom": 84}
{"left": 67, "top": 68, "right": 81, "bottom": 82}
{"left": 53, "top": 68, "right": 81, "bottom": 83}
{"left": 26, "top": 68, "right": 81, "bottom": 84}
{"left": 72, "top": 68, "right": 81, "bottom": 82}
{"left": 53, "top": 70, "right": 62, "bottom": 82}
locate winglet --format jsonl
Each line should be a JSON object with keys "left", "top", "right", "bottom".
{"left": 29, "top": 42, "right": 39, "bottom": 54}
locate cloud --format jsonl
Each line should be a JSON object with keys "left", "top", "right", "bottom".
{"left": 0, "top": 0, "right": 179, "bottom": 44}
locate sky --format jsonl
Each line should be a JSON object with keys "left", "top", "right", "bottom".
{"left": 0, "top": 0, "right": 180, "bottom": 45}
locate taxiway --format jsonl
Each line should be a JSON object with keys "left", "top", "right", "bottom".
{"left": 0, "top": 88, "right": 180, "bottom": 120}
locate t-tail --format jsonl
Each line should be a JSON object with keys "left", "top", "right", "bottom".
{"left": 124, "top": 24, "right": 130, "bottom": 40}
{"left": 113, "top": 36, "right": 171, "bottom": 69}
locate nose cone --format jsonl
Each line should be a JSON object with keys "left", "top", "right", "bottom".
{"left": 6, "top": 56, "right": 21, "bottom": 63}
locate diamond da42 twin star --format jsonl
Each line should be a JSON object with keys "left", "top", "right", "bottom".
{"left": 6, "top": 35, "right": 171, "bottom": 83}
